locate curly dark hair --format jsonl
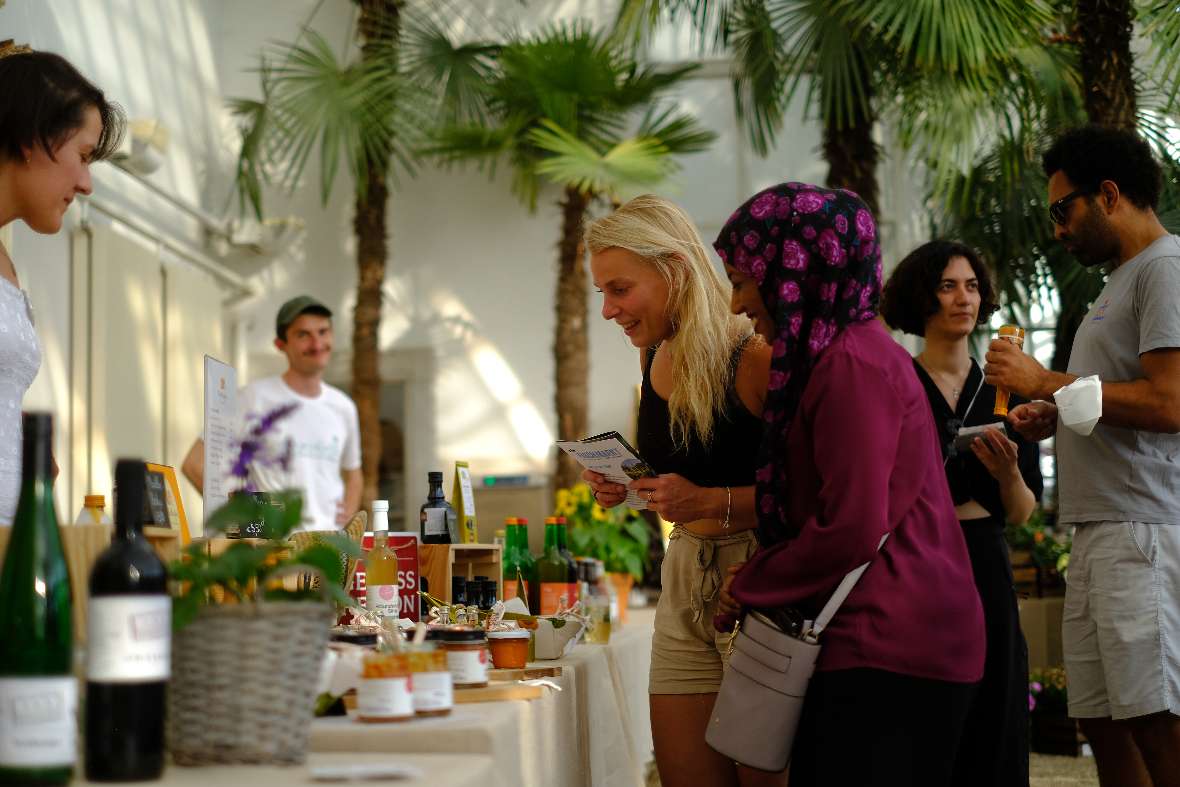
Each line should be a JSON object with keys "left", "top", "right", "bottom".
{"left": 880, "top": 240, "right": 998, "bottom": 337}
{"left": 1042, "top": 125, "right": 1162, "bottom": 210}
{"left": 0, "top": 51, "right": 124, "bottom": 164}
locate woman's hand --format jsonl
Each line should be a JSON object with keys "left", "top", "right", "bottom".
{"left": 582, "top": 469, "right": 627, "bottom": 508}
{"left": 969, "top": 427, "right": 1021, "bottom": 483}
{"left": 628, "top": 473, "right": 720, "bottom": 524}
{"left": 718, "top": 562, "right": 744, "bottom": 619}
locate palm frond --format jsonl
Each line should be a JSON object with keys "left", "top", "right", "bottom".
{"left": 1141, "top": 2, "right": 1180, "bottom": 110}
{"left": 834, "top": 0, "right": 1052, "bottom": 87}
{"left": 637, "top": 104, "right": 718, "bottom": 154}
{"left": 401, "top": 14, "right": 499, "bottom": 124}
{"left": 529, "top": 120, "right": 676, "bottom": 198}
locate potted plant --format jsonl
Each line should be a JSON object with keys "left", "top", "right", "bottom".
{"left": 1007, "top": 510, "right": 1071, "bottom": 596}
{"left": 1029, "top": 666, "right": 1081, "bottom": 756}
{"left": 556, "top": 482, "right": 651, "bottom": 623}
{"left": 167, "top": 404, "right": 360, "bottom": 766}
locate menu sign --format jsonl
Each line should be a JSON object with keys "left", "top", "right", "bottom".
{"left": 202, "top": 356, "right": 238, "bottom": 521}
{"left": 351, "top": 532, "right": 421, "bottom": 622}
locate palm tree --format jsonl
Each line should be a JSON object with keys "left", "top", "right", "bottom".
{"left": 230, "top": 1, "right": 497, "bottom": 503}
{"left": 613, "top": 0, "right": 1050, "bottom": 216}
{"left": 426, "top": 23, "right": 715, "bottom": 489}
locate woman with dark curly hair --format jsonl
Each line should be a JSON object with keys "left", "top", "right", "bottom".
{"left": 881, "top": 240, "right": 1042, "bottom": 787}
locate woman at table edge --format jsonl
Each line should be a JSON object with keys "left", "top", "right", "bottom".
{"left": 0, "top": 49, "right": 124, "bottom": 524}
{"left": 582, "top": 194, "right": 780, "bottom": 787}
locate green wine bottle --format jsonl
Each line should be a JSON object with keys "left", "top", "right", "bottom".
{"left": 538, "top": 518, "right": 576, "bottom": 615}
{"left": 0, "top": 413, "right": 75, "bottom": 785}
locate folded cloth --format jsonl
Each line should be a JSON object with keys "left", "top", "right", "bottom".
{"left": 1054, "top": 375, "right": 1102, "bottom": 436}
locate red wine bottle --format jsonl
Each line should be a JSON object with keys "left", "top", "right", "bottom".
{"left": 85, "top": 459, "right": 170, "bottom": 781}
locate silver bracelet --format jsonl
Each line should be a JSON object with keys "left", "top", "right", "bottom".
{"left": 722, "top": 486, "right": 732, "bottom": 529}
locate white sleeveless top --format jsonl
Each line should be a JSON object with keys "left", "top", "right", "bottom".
{"left": 0, "top": 275, "right": 42, "bottom": 525}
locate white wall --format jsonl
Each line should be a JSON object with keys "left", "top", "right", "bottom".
{"left": 0, "top": 0, "right": 233, "bottom": 521}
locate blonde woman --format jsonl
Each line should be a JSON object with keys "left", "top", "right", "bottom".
{"left": 583, "top": 195, "right": 779, "bottom": 787}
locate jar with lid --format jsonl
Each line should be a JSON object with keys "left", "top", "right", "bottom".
{"left": 406, "top": 643, "right": 452, "bottom": 716}
{"left": 486, "top": 629, "right": 530, "bottom": 670}
{"left": 430, "top": 628, "right": 489, "bottom": 688}
{"left": 357, "top": 651, "right": 414, "bottom": 722}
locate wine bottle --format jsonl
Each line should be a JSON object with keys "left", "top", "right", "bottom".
{"left": 419, "top": 472, "right": 456, "bottom": 545}
{"left": 538, "top": 518, "right": 577, "bottom": 615}
{"left": 85, "top": 459, "right": 170, "bottom": 781}
{"left": 0, "top": 413, "right": 76, "bottom": 785}
{"left": 364, "top": 500, "right": 400, "bottom": 626}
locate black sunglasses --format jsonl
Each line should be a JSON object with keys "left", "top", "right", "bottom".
{"left": 1049, "top": 189, "right": 1088, "bottom": 226}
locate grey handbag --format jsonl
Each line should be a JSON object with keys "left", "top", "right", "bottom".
{"left": 705, "top": 535, "right": 887, "bottom": 772}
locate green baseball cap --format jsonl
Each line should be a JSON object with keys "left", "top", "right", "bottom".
{"left": 275, "top": 295, "right": 332, "bottom": 340}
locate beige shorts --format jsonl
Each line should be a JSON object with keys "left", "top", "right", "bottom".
{"left": 1064, "top": 521, "right": 1180, "bottom": 720}
{"left": 649, "top": 526, "right": 758, "bottom": 694}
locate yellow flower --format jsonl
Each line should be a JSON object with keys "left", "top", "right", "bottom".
{"left": 574, "top": 484, "right": 592, "bottom": 505}
{"left": 555, "top": 489, "right": 572, "bottom": 514}
{"left": 592, "top": 503, "right": 608, "bottom": 522}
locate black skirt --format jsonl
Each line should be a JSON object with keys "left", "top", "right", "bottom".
{"left": 951, "top": 515, "right": 1030, "bottom": 787}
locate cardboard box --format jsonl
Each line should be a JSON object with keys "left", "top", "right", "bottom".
{"left": 1020, "top": 595, "right": 1065, "bottom": 669}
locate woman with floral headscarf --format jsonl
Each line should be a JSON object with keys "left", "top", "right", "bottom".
{"left": 714, "top": 183, "right": 985, "bottom": 785}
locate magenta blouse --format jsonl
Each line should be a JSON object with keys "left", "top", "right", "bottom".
{"left": 730, "top": 320, "right": 985, "bottom": 684}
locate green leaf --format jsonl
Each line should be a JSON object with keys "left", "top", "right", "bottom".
{"left": 204, "top": 494, "right": 264, "bottom": 536}
{"left": 289, "top": 544, "right": 346, "bottom": 588}
{"left": 317, "top": 532, "right": 364, "bottom": 559}
{"left": 171, "top": 591, "right": 202, "bottom": 631}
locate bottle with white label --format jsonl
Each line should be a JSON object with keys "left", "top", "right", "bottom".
{"left": 419, "top": 471, "right": 457, "bottom": 544}
{"left": 0, "top": 413, "right": 75, "bottom": 785}
{"left": 85, "top": 459, "right": 170, "bottom": 781}
{"left": 365, "top": 500, "right": 400, "bottom": 625}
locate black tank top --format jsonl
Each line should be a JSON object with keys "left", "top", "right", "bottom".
{"left": 636, "top": 336, "right": 764, "bottom": 488}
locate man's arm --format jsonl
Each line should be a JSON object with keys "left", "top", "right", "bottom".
{"left": 339, "top": 467, "right": 362, "bottom": 524}
{"left": 985, "top": 342, "right": 1180, "bottom": 433}
{"left": 181, "top": 438, "right": 205, "bottom": 495}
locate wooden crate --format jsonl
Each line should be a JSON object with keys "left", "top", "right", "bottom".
{"left": 419, "top": 543, "right": 503, "bottom": 604}
{"left": 0, "top": 523, "right": 180, "bottom": 644}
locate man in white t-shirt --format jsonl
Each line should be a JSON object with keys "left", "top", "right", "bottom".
{"left": 182, "top": 295, "right": 362, "bottom": 530}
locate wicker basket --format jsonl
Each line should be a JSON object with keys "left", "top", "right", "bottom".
{"left": 168, "top": 600, "right": 333, "bottom": 765}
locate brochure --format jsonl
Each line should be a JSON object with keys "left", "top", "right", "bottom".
{"left": 555, "top": 431, "right": 656, "bottom": 510}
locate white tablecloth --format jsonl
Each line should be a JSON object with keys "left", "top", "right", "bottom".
{"left": 76, "top": 752, "right": 495, "bottom": 787}
{"left": 311, "top": 606, "right": 656, "bottom": 787}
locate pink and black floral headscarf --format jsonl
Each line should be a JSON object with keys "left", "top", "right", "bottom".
{"left": 714, "top": 183, "right": 882, "bottom": 545}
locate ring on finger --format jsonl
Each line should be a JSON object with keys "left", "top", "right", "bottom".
{"left": 646, "top": 490, "right": 655, "bottom": 503}
{"left": 592, "top": 489, "right": 599, "bottom": 501}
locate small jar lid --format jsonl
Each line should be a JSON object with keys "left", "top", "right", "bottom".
{"left": 84, "top": 494, "right": 106, "bottom": 507}
{"left": 486, "top": 629, "right": 530, "bottom": 640}
{"left": 429, "top": 627, "right": 487, "bottom": 643}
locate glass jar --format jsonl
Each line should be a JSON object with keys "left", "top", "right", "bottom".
{"left": 487, "top": 629, "right": 530, "bottom": 670}
{"left": 406, "top": 643, "right": 452, "bottom": 716}
{"left": 433, "top": 628, "right": 489, "bottom": 688}
{"left": 357, "top": 651, "right": 414, "bottom": 722}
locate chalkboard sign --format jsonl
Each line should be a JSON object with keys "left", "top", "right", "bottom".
{"left": 142, "top": 469, "right": 171, "bottom": 527}
{"left": 228, "top": 491, "right": 282, "bottom": 539}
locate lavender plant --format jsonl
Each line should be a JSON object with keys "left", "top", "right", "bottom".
{"left": 169, "top": 403, "right": 361, "bottom": 628}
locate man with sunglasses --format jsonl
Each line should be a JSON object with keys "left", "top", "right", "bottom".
{"left": 986, "top": 125, "right": 1180, "bottom": 787}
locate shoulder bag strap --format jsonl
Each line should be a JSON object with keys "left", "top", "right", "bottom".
{"left": 809, "top": 533, "right": 889, "bottom": 640}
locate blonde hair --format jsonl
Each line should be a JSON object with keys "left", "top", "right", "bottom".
{"left": 585, "top": 194, "right": 750, "bottom": 449}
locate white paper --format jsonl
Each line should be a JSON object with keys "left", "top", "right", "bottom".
{"left": 555, "top": 431, "right": 655, "bottom": 510}
{"left": 202, "top": 355, "right": 238, "bottom": 520}
{"left": 1054, "top": 375, "right": 1102, "bottom": 436}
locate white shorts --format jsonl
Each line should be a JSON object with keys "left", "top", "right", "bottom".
{"left": 1063, "top": 522, "right": 1180, "bottom": 720}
